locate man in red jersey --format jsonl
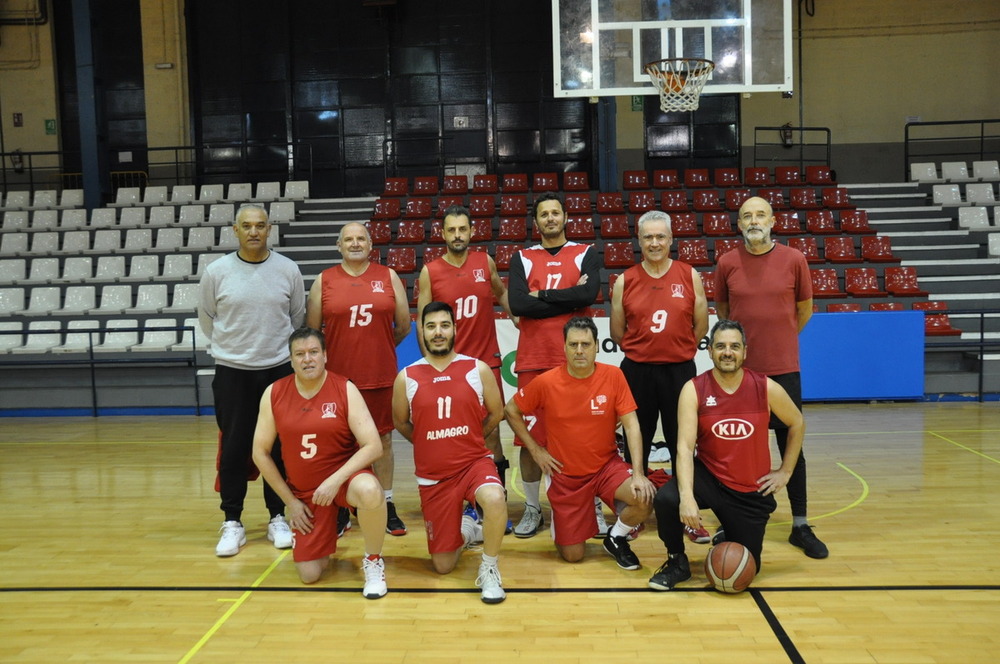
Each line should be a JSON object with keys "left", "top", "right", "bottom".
{"left": 392, "top": 301, "right": 508, "bottom": 603}
{"left": 306, "top": 222, "right": 411, "bottom": 537}
{"left": 507, "top": 193, "right": 601, "bottom": 538}
{"left": 715, "top": 196, "right": 828, "bottom": 559}
{"left": 417, "top": 205, "right": 514, "bottom": 505}
{"left": 505, "top": 316, "right": 655, "bottom": 570}
{"left": 251, "top": 327, "right": 388, "bottom": 598}
{"left": 647, "top": 319, "right": 803, "bottom": 591}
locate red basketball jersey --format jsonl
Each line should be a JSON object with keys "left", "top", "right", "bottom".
{"left": 320, "top": 263, "right": 399, "bottom": 389}
{"left": 692, "top": 369, "right": 772, "bottom": 493}
{"left": 620, "top": 260, "right": 699, "bottom": 363}
{"left": 514, "top": 242, "right": 592, "bottom": 372}
{"left": 270, "top": 371, "right": 360, "bottom": 495}
{"left": 401, "top": 355, "right": 492, "bottom": 481}
{"left": 425, "top": 252, "right": 501, "bottom": 368}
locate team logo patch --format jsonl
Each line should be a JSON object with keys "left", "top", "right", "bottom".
{"left": 671, "top": 283, "right": 686, "bottom": 298}
{"left": 705, "top": 395, "right": 717, "bottom": 407}
{"left": 321, "top": 402, "right": 338, "bottom": 418}
{"left": 371, "top": 280, "right": 385, "bottom": 294}
{"left": 711, "top": 418, "right": 754, "bottom": 440}
{"left": 473, "top": 269, "right": 486, "bottom": 283}
{"left": 590, "top": 394, "right": 608, "bottom": 415}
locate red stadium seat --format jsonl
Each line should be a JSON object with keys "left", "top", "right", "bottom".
{"left": 365, "top": 220, "right": 392, "bottom": 245}
{"left": 395, "top": 219, "right": 425, "bottom": 244}
{"left": 790, "top": 187, "right": 822, "bottom": 210}
{"left": 368, "top": 248, "right": 382, "bottom": 263}
{"left": 469, "top": 195, "right": 496, "bottom": 217}
{"left": 566, "top": 216, "right": 596, "bottom": 240}
{"left": 805, "top": 165, "right": 835, "bottom": 185}
{"left": 500, "top": 195, "right": 528, "bottom": 217}
{"left": 652, "top": 169, "right": 680, "bottom": 189}
{"left": 845, "top": 267, "right": 888, "bottom": 297}
{"left": 725, "top": 188, "right": 752, "bottom": 211}
{"left": 563, "top": 172, "right": 590, "bottom": 191}
{"left": 699, "top": 270, "right": 716, "bottom": 299}
{"left": 668, "top": 212, "right": 699, "bottom": 237}
{"left": 786, "top": 237, "right": 823, "bottom": 263}
{"left": 713, "top": 239, "right": 742, "bottom": 263}
{"left": 470, "top": 218, "right": 492, "bottom": 243}
{"left": 603, "top": 241, "right": 635, "bottom": 268}
{"left": 628, "top": 191, "right": 656, "bottom": 214}
{"left": 472, "top": 174, "right": 499, "bottom": 194}
{"left": 885, "top": 267, "right": 929, "bottom": 296}
{"left": 533, "top": 172, "right": 559, "bottom": 192}
{"left": 493, "top": 244, "right": 519, "bottom": 271}
{"left": 413, "top": 176, "right": 439, "bottom": 196}
{"left": 822, "top": 236, "right": 857, "bottom": 263}
{"left": 436, "top": 195, "right": 464, "bottom": 218}
{"left": 772, "top": 211, "right": 802, "bottom": 235}
{"left": 564, "top": 193, "right": 592, "bottom": 214}
{"left": 428, "top": 219, "right": 444, "bottom": 244}
{"left": 386, "top": 247, "right": 416, "bottom": 273}
{"left": 600, "top": 215, "right": 631, "bottom": 238}
{"left": 623, "top": 170, "right": 650, "bottom": 190}
{"left": 810, "top": 268, "right": 845, "bottom": 298}
{"left": 702, "top": 212, "right": 735, "bottom": 236}
{"left": 869, "top": 302, "right": 904, "bottom": 311}
{"left": 840, "top": 210, "right": 876, "bottom": 234}
{"left": 758, "top": 188, "right": 788, "bottom": 210}
{"left": 912, "top": 301, "right": 963, "bottom": 336}
{"left": 382, "top": 177, "right": 408, "bottom": 197}
{"left": 404, "top": 197, "right": 433, "bottom": 219}
{"left": 827, "top": 303, "right": 861, "bottom": 312}
{"left": 860, "top": 236, "right": 901, "bottom": 263}
{"left": 442, "top": 175, "right": 469, "bottom": 195}
{"left": 806, "top": 210, "right": 839, "bottom": 235}
{"left": 693, "top": 190, "right": 724, "bottom": 212}
{"left": 660, "top": 191, "right": 689, "bottom": 212}
{"left": 677, "top": 239, "right": 712, "bottom": 266}
{"left": 743, "top": 167, "right": 771, "bottom": 187}
{"left": 498, "top": 217, "right": 527, "bottom": 241}
{"left": 713, "top": 168, "right": 742, "bottom": 187}
{"left": 371, "top": 198, "right": 401, "bottom": 220}
{"left": 502, "top": 173, "right": 528, "bottom": 193}
{"left": 422, "top": 246, "right": 446, "bottom": 265}
{"left": 596, "top": 192, "right": 625, "bottom": 214}
{"left": 684, "top": 168, "right": 711, "bottom": 188}
{"left": 822, "top": 187, "right": 855, "bottom": 209}
{"left": 775, "top": 166, "right": 802, "bottom": 185}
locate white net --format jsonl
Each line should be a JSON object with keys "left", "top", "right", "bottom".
{"left": 645, "top": 59, "right": 715, "bottom": 113}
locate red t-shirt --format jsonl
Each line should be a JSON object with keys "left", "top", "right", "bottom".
{"left": 270, "top": 371, "right": 360, "bottom": 496}
{"left": 620, "top": 259, "right": 699, "bottom": 363}
{"left": 714, "top": 243, "right": 812, "bottom": 375}
{"left": 514, "top": 363, "right": 636, "bottom": 476}
{"left": 401, "top": 355, "right": 492, "bottom": 481}
{"left": 513, "top": 242, "right": 591, "bottom": 373}
{"left": 320, "top": 263, "right": 399, "bottom": 388}
{"left": 425, "top": 252, "right": 501, "bottom": 368}
{"left": 692, "top": 369, "right": 772, "bottom": 493}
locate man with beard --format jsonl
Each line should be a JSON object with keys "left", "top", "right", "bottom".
{"left": 714, "top": 196, "right": 828, "bottom": 560}
{"left": 392, "top": 301, "right": 508, "bottom": 604}
{"left": 647, "top": 319, "right": 803, "bottom": 590}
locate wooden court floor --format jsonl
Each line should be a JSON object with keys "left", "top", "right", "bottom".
{"left": 1, "top": 402, "right": 998, "bottom": 663}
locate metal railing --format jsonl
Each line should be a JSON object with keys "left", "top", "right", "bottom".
{"left": 903, "top": 119, "right": 1000, "bottom": 181}
{"left": 923, "top": 307, "right": 1000, "bottom": 402}
{"left": 753, "top": 126, "right": 832, "bottom": 171}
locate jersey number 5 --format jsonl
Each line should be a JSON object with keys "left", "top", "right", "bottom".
{"left": 300, "top": 434, "right": 318, "bottom": 459}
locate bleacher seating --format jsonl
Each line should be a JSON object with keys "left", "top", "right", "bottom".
{"left": 501, "top": 174, "right": 528, "bottom": 193}
{"left": 912, "top": 301, "right": 963, "bottom": 336}
{"left": 810, "top": 268, "right": 845, "bottom": 298}
{"left": 623, "top": 170, "right": 649, "bottom": 190}
{"left": 844, "top": 268, "right": 887, "bottom": 298}
{"left": 786, "top": 237, "right": 822, "bottom": 263}
{"left": 822, "top": 236, "right": 857, "bottom": 262}
{"left": 652, "top": 170, "right": 679, "bottom": 189}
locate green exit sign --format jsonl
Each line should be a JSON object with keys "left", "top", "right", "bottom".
{"left": 44, "top": 119, "right": 56, "bottom": 135}
{"left": 631, "top": 95, "right": 643, "bottom": 112}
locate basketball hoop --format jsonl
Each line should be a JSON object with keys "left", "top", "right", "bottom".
{"left": 645, "top": 58, "right": 715, "bottom": 112}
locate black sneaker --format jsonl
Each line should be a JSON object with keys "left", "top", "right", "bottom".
{"left": 648, "top": 554, "right": 691, "bottom": 591}
{"left": 789, "top": 524, "right": 828, "bottom": 559}
{"left": 386, "top": 500, "right": 407, "bottom": 536}
{"left": 603, "top": 533, "right": 641, "bottom": 570}
{"left": 337, "top": 507, "right": 351, "bottom": 538}
{"left": 712, "top": 527, "right": 726, "bottom": 546}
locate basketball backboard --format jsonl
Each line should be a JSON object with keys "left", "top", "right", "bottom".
{"left": 553, "top": 0, "right": 793, "bottom": 97}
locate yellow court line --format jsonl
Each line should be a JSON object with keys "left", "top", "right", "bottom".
{"left": 928, "top": 431, "right": 1000, "bottom": 465}
{"left": 177, "top": 550, "right": 289, "bottom": 664}
{"left": 771, "top": 462, "right": 869, "bottom": 526}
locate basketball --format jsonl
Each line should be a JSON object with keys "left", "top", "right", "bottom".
{"left": 704, "top": 541, "right": 757, "bottom": 594}
{"left": 664, "top": 72, "right": 686, "bottom": 93}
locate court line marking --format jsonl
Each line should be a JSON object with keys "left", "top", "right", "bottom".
{"left": 928, "top": 431, "right": 1000, "bottom": 465}
{"left": 750, "top": 589, "right": 805, "bottom": 664}
{"left": 176, "top": 550, "right": 289, "bottom": 664}
{"left": 772, "top": 461, "right": 869, "bottom": 527}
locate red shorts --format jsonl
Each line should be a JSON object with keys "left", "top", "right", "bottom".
{"left": 546, "top": 456, "right": 633, "bottom": 546}
{"left": 418, "top": 456, "right": 502, "bottom": 554}
{"left": 514, "top": 369, "right": 547, "bottom": 448}
{"left": 359, "top": 386, "right": 394, "bottom": 436}
{"left": 290, "top": 469, "right": 374, "bottom": 563}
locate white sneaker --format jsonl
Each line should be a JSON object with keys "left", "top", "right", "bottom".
{"left": 594, "top": 500, "right": 610, "bottom": 539}
{"left": 267, "top": 515, "right": 293, "bottom": 549}
{"left": 461, "top": 514, "right": 484, "bottom": 548}
{"left": 362, "top": 555, "right": 388, "bottom": 599}
{"left": 513, "top": 505, "right": 543, "bottom": 538}
{"left": 216, "top": 521, "right": 246, "bottom": 557}
{"left": 476, "top": 562, "right": 506, "bottom": 604}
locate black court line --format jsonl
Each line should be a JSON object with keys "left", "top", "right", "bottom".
{"left": 3, "top": 584, "right": 999, "bottom": 594}
{"left": 751, "top": 588, "right": 804, "bottom": 664}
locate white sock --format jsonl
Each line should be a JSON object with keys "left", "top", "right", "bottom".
{"left": 384, "top": 489, "right": 393, "bottom": 502}
{"left": 609, "top": 518, "right": 631, "bottom": 539}
{"left": 523, "top": 481, "right": 541, "bottom": 510}
{"left": 481, "top": 553, "right": 499, "bottom": 567}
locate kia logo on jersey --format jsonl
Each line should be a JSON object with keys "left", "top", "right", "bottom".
{"left": 711, "top": 418, "right": 754, "bottom": 439}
